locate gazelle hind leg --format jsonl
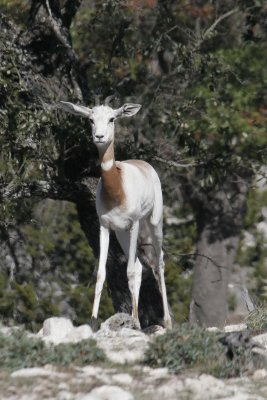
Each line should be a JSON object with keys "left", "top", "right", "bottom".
{"left": 149, "top": 221, "right": 172, "bottom": 329}
{"left": 156, "top": 250, "right": 172, "bottom": 329}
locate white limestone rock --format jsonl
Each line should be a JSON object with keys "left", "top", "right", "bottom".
{"left": 252, "top": 332, "right": 267, "bottom": 349}
{"left": 224, "top": 324, "right": 248, "bottom": 332}
{"left": 95, "top": 326, "right": 149, "bottom": 364}
{"left": 11, "top": 367, "right": 53, "bottom": 378}
{"left": 253, "top": 369, "right": 267, "bottom": 380}
{"left": 38, "top": 317, "right": 93, "bottom": 344}
{"left": 112, "top": 373, "right": 133, "bottom": 385}
{"left": 79, "top": 385, "right": 134, "bottom": 400}
{"left": 99, "top": 313, "right": 139, "bottom": 332}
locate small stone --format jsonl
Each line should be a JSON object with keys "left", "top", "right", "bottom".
{"left": 11, "top": 367, "right": 52, "bottom": 378}
{"left": 184, "top": 374, "right": 230, "bottom": 399}
{"left": 112, "top": 373, "right": 133, "bottom": 385}
{"left": 253, "top": 369, "right": 267, "bottom": 380}
{"left": 147, "top": 367, "right": 169, "bottom": 379}
{"left": 57, "top": 390, "right": 73, "bottom": 400}
{"left": 42, "top": 317, "right": 73, "bottom": 339}
{"left": 224, "top": 324, "right": 247, "bottom": 333}
{"left": 252, "top": 333, "right": 267, "bottom": 349}
{"left": 156, "top": 378, "right": 184, "bottom": 397}
{"left": 206, "top": 327, "right": 220, "bottom": 332}
{"left": 79, "top": 385, "right": 134, "bottom": 400}
{"left": 100, "top": 313, "right": 139, "bottom": 332}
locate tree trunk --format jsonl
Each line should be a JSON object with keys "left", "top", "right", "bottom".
{"left": 189, "top": 174, "right": 249, "bottom": 328}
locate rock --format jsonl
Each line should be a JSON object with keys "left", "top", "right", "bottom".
{"left": 95, "top": 326, "right": 150, "bottom": 364}
{"left": 11, "top": 367, "right": 58, "bottom": 378}
{"left": 66, "top": 325, "right": 93, "bottom": 342}
{"left": 38, "top": 317, "right": 93, "bottom": 344}
{"left": 79, "top": 385, "right": 134, "bottom": 400}
{"left": 224, "top": 324, "right": 247, "bottom": 332}
{"left": 252, "top": 333, "right": 267, "bottom": 349}
{"left": 206, "top": 327, "right": 220, "bottom": 332}
{"left": 39, "top": 317, "right": 73, "bottom": 340}
{"left": 142, "top": 325, "right": 165, "bottom": 335}
{"left": 184, "top": 374, "right": 230, "bottom": 399}
{"left": 242, "top": 231, "right": 256, "bottom": 249}
{"left": 100, "top": 313, "right": 138, "bottom": 332}
{"left": 155, "top": 378, "right": 184, "bottom": 398}
{"left": 253, "top": 369, "right": 267, "bottom": 380}
{"left": 11, "top": 367, "right": 51, "bottom": 378}
{"left": 112, "top": 373, "right": 133, "bottom": 385}
{"left": 94, "top": 314, "right": 150, "bottom": 363}
{"left": 57, "top": 390, "right": 73, "bottom": 400}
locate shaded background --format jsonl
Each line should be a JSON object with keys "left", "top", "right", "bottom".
{"left": 0, "top": 0, "right": 266, "bottom": 330}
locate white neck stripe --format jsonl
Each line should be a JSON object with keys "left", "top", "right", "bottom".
{"left": 101, "top": 159, "right": 114, "bottom": 171}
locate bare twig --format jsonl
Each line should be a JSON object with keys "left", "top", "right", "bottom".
{"left": 177, "top": 252, "right": 227, "bottom": 271}
{"left": 154, "top": 156, "right": 203, "bottom": 169}
{"left": 202, "top": 8, "right": 239, "bottom": 41}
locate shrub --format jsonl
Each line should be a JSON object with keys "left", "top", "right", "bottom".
{"left": 0, "top": 330, "right": 106, "bottom": 371}
{"left": 246, "top": 306, "right": 267, "bottom": 331}
{"left": 144, "top": 324, "right": 263, "bottom": 378}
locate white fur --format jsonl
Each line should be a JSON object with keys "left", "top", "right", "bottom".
{"left": 101, "top": 159, "right": 113, "bottom": 171}
{"left": 58, "top": 101, "right": 172, "bottom": 329}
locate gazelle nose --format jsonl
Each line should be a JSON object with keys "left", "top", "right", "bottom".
{"left": 96, "top": 134, "right": 104, "bottom": 140}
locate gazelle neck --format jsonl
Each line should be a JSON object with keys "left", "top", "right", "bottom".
{"left": 97, "top": 141, "right": 124, "bottom": 207}
{"left": 98, "top": 141, "right": 115, "bottom": 172}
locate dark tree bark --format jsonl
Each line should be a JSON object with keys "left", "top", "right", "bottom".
{"left": 0, "top": 1, "right": 164, "bottom": 328}
{"left": 186, "top": 173, "right": 250, "bottom": 328}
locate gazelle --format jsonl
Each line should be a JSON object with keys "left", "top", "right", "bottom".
{"left": 59, "top": 101, "right": 172, "bottom": 329}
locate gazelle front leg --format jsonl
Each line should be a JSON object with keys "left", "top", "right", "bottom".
{"left": 127, "top": 221, "right": 141, "bottom": 329}
{"left": 91, "top": 225, "right": 109, "bottom": 331}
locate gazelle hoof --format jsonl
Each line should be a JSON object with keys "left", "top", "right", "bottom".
{"left": 164, "top": 319, "right": 173, "bottom": 330}
{"left": 90, "top": 316, "right": 100, "bottom": 332}
{"left": 132, "top": 317, "right": 141, "bottom": 330}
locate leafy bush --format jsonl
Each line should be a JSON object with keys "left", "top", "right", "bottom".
{"left": 246, "top": 306, "right": 267, "bottom": 331}
{"left": 144, "top": 324, "right": 261, "bottom": 378}
{"left": 0, "top": 330, "right": 105, "bottom": 371}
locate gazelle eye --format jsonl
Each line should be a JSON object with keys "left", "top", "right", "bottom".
{"left": 109, "top": 118, "right": 115, "bottom": 123}
{"left": 89, "top": 118, "right": 94, "bottom": 124}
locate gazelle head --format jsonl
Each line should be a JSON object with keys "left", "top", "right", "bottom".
{"left": 59, "top": 101, "right": 141, "bottom": 148}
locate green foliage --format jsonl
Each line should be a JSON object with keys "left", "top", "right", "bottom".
{"left": 246, "top": 306, "right": 267, "bottom": 331}
{"left": 0, "top": 271, "right": 60, "bottom": 330}
{"left": 228, "top": 292, "right": 237, "bottom": 312}
{"left": 2, "top": 0, "right": 267, "bottom": 328}
{"left": 0, "top": 330, "right": 105, "bottom": 371}
{"left": 237, "top": 188, "right": 267, "bottom": 301}
{"left": 21, "top": 201, "right": 113, "bottom": 328}
{"left": 164, "top": 260, "right": 191, "bottom": 324}
{"left": 144, "top": 324, "right": 263, "bottom": 378}
{"left": 0, "top": 0, "right": 29, "bottom": 26}
{"left": 163, "top": 205, "right": 196, "bottom": 323}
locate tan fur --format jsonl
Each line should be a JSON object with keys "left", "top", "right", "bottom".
{"left": 99, "top": 142, "right": 125, "bottom": 209}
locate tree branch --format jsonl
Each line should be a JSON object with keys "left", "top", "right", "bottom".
{"left": 202, "top": 8, "right": 239, "bottom": 41}
{"left": 154, "top": 156, "right": 203, "bottom": 169}
{"left": 0, "top": 177, "right": 97, "bottom": 204}
{"left": 61, "top": 0, "right": 82, "bottom": 29}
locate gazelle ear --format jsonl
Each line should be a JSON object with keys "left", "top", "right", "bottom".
{"left": 114, "top": 103, "right": 142, "bottom": 118}
{"left": 58, "top": 101, "right": 92, "bottom": 118}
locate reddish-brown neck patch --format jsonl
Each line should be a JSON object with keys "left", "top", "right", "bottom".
{"left": 99, "top": 142, "right": 125, "bottom": 208}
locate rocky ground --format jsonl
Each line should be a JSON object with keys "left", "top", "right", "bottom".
{"left": 1, "top": 314, "right": 267, "bottom": 400}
